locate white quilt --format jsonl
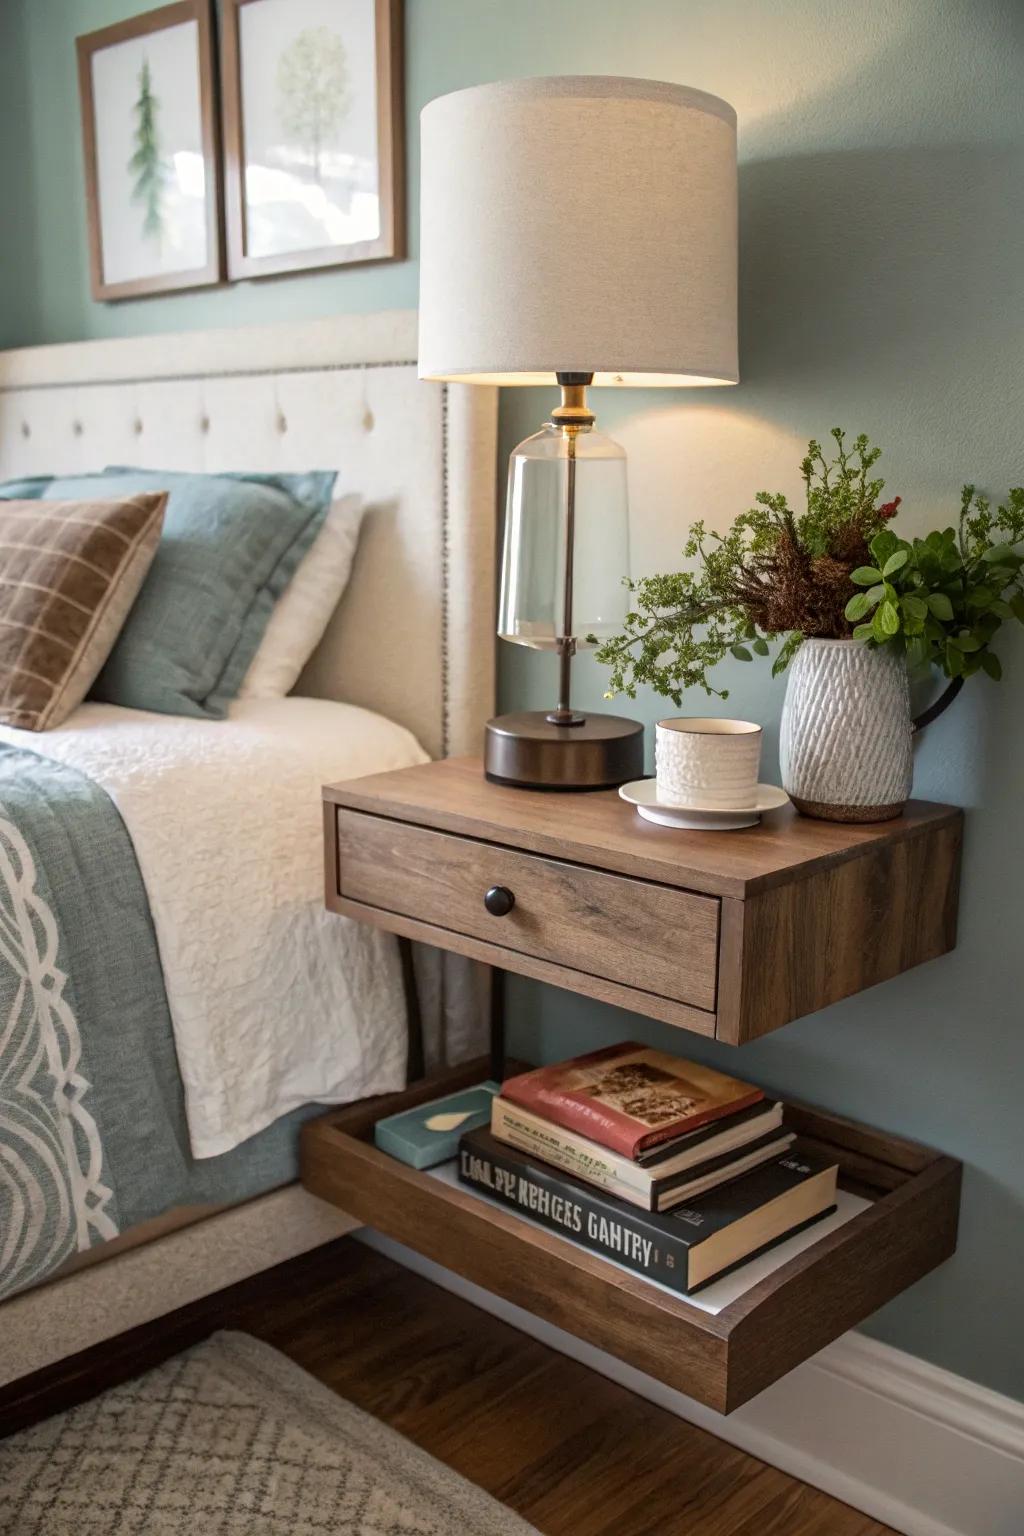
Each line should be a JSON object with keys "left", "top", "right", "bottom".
{"left": 0, "top": 697, "right": 429, "bottom": 1157}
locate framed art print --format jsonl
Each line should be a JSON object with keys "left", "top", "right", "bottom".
{"left": 76, "top": 2, "right": 222, "bottom": 300}
{"left": 220, "top": 0, "right": 405, "bottom": 280}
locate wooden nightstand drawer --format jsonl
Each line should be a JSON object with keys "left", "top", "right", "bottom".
{"left": 325, "top": 759, "right": 963, "bottom": 1043}
{"left": 335, "top": 808, "right": 720, "bottom": 1013}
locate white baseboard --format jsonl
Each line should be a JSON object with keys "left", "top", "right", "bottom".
{"left": 361, "top": 1231, "right": 1024, "bottom": 1536}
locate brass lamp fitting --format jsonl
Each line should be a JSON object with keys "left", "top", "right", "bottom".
{"left": 550, "top": 372, "right": 595, "bottom": 428}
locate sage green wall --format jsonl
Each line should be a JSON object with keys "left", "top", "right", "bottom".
{"left": 2, "top": 0, "right": 1023, "bottom": 1401}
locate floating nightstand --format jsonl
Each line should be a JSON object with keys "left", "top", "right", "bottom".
{"left": 303, "top": 757, "right": 963, "bottom": 1414}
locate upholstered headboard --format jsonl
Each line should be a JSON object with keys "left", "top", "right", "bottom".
{"left": 0, "top": 310, "right": 498, "bottom": 758}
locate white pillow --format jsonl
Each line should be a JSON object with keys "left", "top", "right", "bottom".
{"left": 239, "top": 493, "right": 365, "bottom": 699}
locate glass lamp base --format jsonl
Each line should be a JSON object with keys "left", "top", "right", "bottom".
{"left": 484, "top": 710, "right": 644, "bottom": 790}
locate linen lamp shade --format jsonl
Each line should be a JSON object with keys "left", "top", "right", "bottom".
{"left": 418, "top": 75, "right": 738, "bottom": 387}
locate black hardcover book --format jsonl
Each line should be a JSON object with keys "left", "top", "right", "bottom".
{"left": 458, "top": 1127, "right": 838, "bottom": 1295}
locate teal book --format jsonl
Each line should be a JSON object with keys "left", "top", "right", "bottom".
{"left": 374, "top": 1082, "right": 502, "bottom": 1169}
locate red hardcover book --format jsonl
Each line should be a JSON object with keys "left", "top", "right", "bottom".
{"left": 501, "top": 1043, "right": 764, "bottom": 1159}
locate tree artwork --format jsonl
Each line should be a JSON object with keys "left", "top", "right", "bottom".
{"left": 277, "top": 26, "right": 351, "bottom": 184}
{"left": 128, "top": 58, "right": 166, "bottom": 243}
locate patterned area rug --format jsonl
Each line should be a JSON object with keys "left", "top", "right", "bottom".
{"left": 0, "top": 1332, "right": 541, "bottom": 1535}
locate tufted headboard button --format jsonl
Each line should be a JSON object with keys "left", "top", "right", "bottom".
{"left": 72, "top": 420, "right": 83, "bottom": 436}
{"left": 200, "top": 414, "right": 210, "bottom": 434}
{"left": 363, "top": 408, "right": 375, "bottom": 432}
{"left": 277, "top": 413, "right": 288, "bottom": 434}
{"left": 20, "top": 422, "right": 30, "bottom": 439}
{"left": 133, "top": 418, "right": 144, "bottom": 436}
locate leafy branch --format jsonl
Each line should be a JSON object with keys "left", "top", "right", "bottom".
{"left": 844, "top": 487, "right": 1024, "bottom": 681}
{"left": 592, "top": 429, "right": 1024, "bottom": 705}
{"left": 592, "top": 429, "right": 894, "bottom": 704}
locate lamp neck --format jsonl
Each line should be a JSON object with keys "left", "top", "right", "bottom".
{"left": 550, "top": 371, "right": 595, "bottom": 428}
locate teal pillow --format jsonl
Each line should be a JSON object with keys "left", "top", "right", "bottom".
{"left": 2, "top": 468, "right": 335, "bottom": 718}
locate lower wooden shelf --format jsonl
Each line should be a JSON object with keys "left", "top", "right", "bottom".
{"left": 301, "top": 1061, "right": 961, "bottom": 1415}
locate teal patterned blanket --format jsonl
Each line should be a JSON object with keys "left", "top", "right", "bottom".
{"left": 0, "top": 745, "right": 309, "bottom": 1300}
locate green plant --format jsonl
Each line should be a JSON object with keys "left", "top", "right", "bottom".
{"left": 844, "top": 488, "right": 1024, "bottom": 683}
{"left": 592, "top": 429, "right": 1024, "bottom": 710}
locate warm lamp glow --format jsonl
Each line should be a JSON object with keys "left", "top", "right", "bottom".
{"left": 420, "top": 370, "right": 738, "bottom": 388}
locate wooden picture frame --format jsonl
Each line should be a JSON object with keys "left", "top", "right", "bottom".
{"left": 76, "top": 2, "right": 222, "bottom": 301}
{"left": 220, "top": 0, "right": 405, "bottom": 281}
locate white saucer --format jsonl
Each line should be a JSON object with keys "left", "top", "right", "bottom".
{"left": 618, "top": 779, "right": 790, "bottom": 831}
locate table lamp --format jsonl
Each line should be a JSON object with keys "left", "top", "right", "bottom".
{"left": 419, "top": 76, "right": 738, "bottom": 789}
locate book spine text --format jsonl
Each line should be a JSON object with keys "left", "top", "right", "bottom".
{"left": 458, "top": 1139, "right": 692, "bottom": 1291}
{"left": 491, "top": 1099, "right": 651, "bottom": 1202}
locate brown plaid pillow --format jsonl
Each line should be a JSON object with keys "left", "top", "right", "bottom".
{"left": 0, "top": 493, "right": 167, "bottom": 730}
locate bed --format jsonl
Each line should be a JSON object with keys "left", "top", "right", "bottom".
{"left": 0, "top": 309, "right": 498, "bottom": 1385}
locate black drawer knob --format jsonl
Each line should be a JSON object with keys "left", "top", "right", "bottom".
{"left": 484, "top": 885, "right": 515, "bottom": 917}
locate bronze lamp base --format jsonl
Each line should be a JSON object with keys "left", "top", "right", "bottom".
{"left": 484, "top": 710, "right": 644, "bottom": 790}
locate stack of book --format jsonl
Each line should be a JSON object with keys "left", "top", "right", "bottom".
{"left": 457, "top": 1043, "right": 839, "bottom": 1296}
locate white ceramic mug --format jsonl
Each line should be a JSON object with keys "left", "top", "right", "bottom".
{"left": 655, "top": 718, "right": 763, "bottom": 810}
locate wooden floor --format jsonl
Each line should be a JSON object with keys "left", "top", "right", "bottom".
{"left": 3, "top": 1236, "right": 894, "bottom": 1536}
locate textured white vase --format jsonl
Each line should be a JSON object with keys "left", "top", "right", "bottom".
{"left": 779, "top": 639, "right": 913, "bottom": 821}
